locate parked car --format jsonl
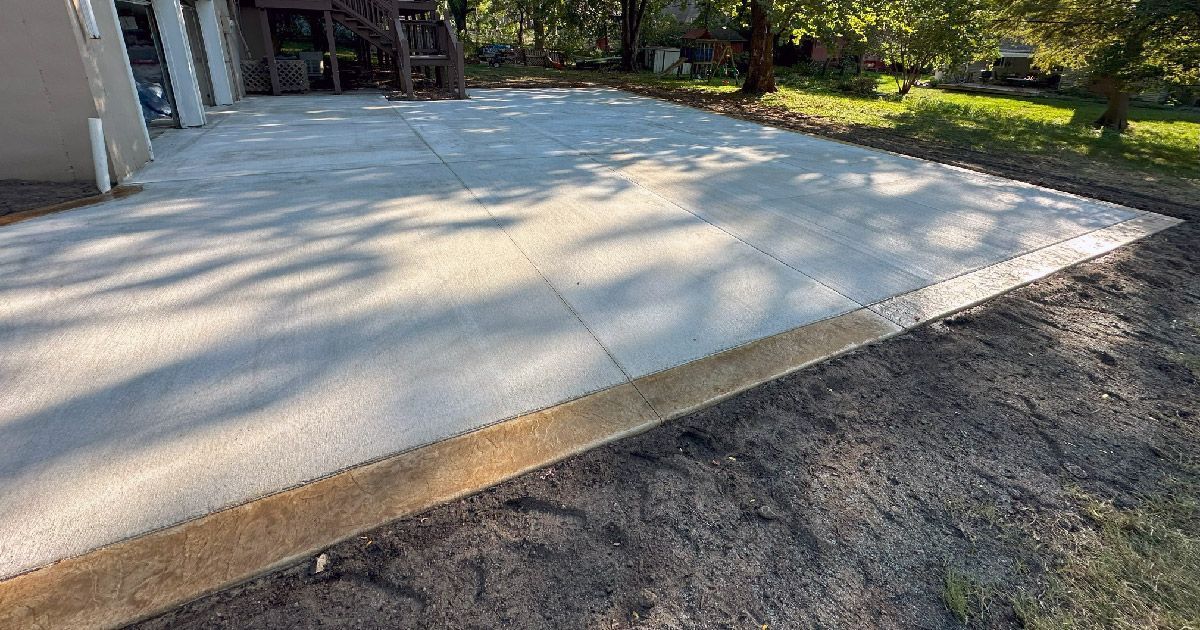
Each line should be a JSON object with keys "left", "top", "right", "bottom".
{"left": 477, "top": 44, "right": 516, "bottom": 66}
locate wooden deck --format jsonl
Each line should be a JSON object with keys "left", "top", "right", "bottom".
{"left": 244, "top": 0, "right": 464, "bottom": 99}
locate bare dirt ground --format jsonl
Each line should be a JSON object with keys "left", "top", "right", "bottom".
{"left": 0, "top": 180, "right": 97, "bottom": 218}
{"left": 136, "top": 80, "right": 1199, "bottom": 629}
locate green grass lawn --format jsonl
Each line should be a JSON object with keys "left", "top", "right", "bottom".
{"left": 468, "top": 65, "right": 1200, "bottom": 182}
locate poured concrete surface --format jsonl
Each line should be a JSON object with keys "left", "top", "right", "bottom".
{"left": 0, "top": 89, "right": 1147, "bottom": 580}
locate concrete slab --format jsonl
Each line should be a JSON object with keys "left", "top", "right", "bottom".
{"left": 0, "top": 87, "right": 1169, "bottom": 594}
{"left": 3, "top": 210, "right": 1180, "bottom": 630}
{"left": 0, "top": 165, "right": 626, "bottom": 578}
{"left": 133, "top": 124, "right": 441, "bottom": 182}
{"left": 448, "top": 156, "right": 861, "bottom": 377}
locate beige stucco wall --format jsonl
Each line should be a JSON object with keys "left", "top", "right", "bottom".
{"left": 0, "top": 0, "right": 99, "bottom": 182}
{"left": 78, "top": 0, "right": 154, "bottom": 181}
{"left": 0, "top": 0, "right": 150, "bottom": 183}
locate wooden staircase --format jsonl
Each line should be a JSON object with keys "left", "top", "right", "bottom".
{"left": 328, "top": 0, "right": 466, "bottom": 99}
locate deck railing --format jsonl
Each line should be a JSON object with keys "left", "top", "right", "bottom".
{"left": 334, "top": 0, "right": 390, "bottom": 37}
{"left": 398, "top": 19, "right": 439, "bottom": 55}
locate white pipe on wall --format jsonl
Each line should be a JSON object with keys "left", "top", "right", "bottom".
{"left": 88, "top": 117, "right": 112, "bottom": 194}
{"left": 75, "top": 0, "right": 103, "bottom": 39}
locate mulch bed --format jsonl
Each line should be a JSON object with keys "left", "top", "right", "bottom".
{"left": 0, "top": 180, "right": 99, "bottom": 219}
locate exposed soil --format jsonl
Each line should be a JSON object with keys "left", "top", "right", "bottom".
{"left": 136, "top": 82, "right": 1199, "bottom": 629}
{"left": 0, "top": 180, "right": 98, "bottom": 218}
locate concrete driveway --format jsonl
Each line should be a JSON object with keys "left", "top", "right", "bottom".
{"left": 0, "top": 89, "right": 1154, "bottom": 580}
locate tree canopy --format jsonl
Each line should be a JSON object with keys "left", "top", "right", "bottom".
{"left": 457, "top": 0, "right": 1197, "bottom": 130}
{"left": 872, "top": 0, "right": 997, "bottom": 95}
{"left": 1001, "top": 0, "right": 1200, "bottom": 129}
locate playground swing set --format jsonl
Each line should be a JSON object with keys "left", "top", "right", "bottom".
{"left": 661, "top": 38, "right": 739, "bottom": 83}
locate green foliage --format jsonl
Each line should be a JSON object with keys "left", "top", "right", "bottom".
{"left": 872, "top": 0, "right": 998, "bottom": 96}
{"left": 462, "top": 0, "right": 683, "bottom": 57}
{"left": 943, "top": 567, "right": 975, "bottom": 623}
{"left": 837, "top": 74, "right": 879, "bottom": 95}
{"left": 467, "top": 0, "right": 616, "bottom": 52}
{"left": 1001, "top": 0, "right": 1200, "bottom": 92}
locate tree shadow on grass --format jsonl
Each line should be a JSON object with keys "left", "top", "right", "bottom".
{"left": 887, "top": 96, "right": 1200, "bottom": 180}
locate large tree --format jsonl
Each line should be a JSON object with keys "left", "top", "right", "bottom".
{"left": 447, "top": 0, "right": 469, "bottom": 35}
{"left": 874, "top": 0, "right": 996, "bottom": 96}
{"left": 737, "top": 0, "right": 815, "bottom": 95}
{"left": 618, "top": 0, "right": 651, "bottom": 71}
{"left": 743, "top": 0, "right": 777, "bottom": 93}
{"left": 738, "top": 0, "right": 877, "bottom": 94}
{"left": 1003, "top": 0, "right": 1200, "bottom": 130}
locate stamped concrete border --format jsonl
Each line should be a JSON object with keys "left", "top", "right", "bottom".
{"left": 869, "top": 213, "right": 1183, "bottom": 327}
{"left": 0, "top": 213, "right": 1181, "bottom": 629}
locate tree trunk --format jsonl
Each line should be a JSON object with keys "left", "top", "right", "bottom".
{"left": 448, "top": 0, "right": 468, "bottom": 35}
{"left": 742, "top": 0, "right": 776, "bottom": 94}
{"left": 533, "top": 18, "right": 545, "bottom": 51}
{"left": 1093, "top": 77, "right": 1131, "bottom": 131}
{"left": 619, "top": 0, "right": 646, "bottom": 72}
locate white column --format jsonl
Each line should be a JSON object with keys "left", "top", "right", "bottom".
{"left": 151, "top": 0, "right": 206, "bottom": 126}
{"left": 195, "top": 0, "right": 233, "bottom": 105}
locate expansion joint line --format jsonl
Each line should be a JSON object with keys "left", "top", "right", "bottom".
{"left": 509, "top": 90, "right": 867, "bottom": 310}
{"left": 385, "top": 100, "right": 664, "bottom": 421}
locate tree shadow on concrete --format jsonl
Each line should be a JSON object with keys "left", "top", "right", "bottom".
{"left": 0, "top": 88, "right": 1154, "bottom": 587}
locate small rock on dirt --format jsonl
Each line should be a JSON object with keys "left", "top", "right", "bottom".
{"left": 1063, "top": 463, "right": 1089, "bottom": 479}
{"left": 313, "top": 553, "right": 329, "bottom": 574}
{"left": 636, "top": 589, "right": 658, "bottom": 610}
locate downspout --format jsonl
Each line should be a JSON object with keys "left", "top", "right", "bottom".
{"left": 88, "top": 118, "right": 112, "bottom": 193}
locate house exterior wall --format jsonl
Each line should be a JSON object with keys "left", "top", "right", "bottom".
{"left": 0, "top": 0, "right": 244, "bottom": 184}
{"left": 80, "top": 0, "right": 155, "bottom": 180}
{"left": 0, "top": 1, "right": 104, "bottom": 182}
{"left": 0, "top": 0, "right": 149, "bottom": 183}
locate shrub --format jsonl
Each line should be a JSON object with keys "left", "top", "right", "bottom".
{"left": 837, "top": 75, "right": 879, "bottom": 97}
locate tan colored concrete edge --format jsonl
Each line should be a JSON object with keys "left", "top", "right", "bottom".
{"left": 870, "top": 213, "right": 1183, "bottom": 328}
{"left": 0, "top": 213, "right": 1180, "bottom": 630}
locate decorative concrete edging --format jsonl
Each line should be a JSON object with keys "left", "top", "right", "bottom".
{"left": 0, "top": 212, "right": 1181, "bottom": 629}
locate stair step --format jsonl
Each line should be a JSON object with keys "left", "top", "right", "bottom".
{"left": 397, "top": 1, "right": 438, "bottom": 12}
{"left": 409, "top": 55, "right": 453, "bottom": 66}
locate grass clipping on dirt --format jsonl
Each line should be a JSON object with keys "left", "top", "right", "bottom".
{"left": 1013, "top": 475, "right": 1200, "bottom": 629}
